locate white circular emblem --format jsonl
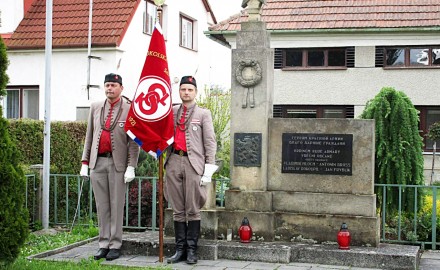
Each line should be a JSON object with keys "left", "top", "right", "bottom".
{"left": 119, "top": 123, "right": 124, "bottom": 128}
{"left": 132, "top": 75, "right": 172, "bottom": 122}
{"left": 192, "top": 126, "right": 197, "bottom": 131}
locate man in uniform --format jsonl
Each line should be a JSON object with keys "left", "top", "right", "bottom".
{"left": 80, "top": 73, "right": 140, "bottom": 261}
{"left": 165, "top": 75, "right": 217, "bottom": 265}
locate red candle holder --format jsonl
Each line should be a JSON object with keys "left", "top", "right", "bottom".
{"left": 337, "top": 222, "right": 351, "bottom": 250}
{"left": 238, "top": 217, "right": 252, "bottom": 243}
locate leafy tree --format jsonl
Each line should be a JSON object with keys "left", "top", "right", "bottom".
{"left": 360, "top": 87, "right": 424, "bottom": 214}
{"left": 198, "top": 85, "right": 231, "bottom": 178}
{"left": 427, "top": 121, "right": 440, "bottom": 185}
{"left": 427, "top": 121, "right": 440, "bottom": 142}
{"left": 0, "top": 36, "right": 29, "bottom": 265}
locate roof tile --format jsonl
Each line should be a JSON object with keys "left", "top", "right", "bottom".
{"left": 209, "top": 0, "right": 440, "bottom": 32}
{"left": 6, "top": 0, "right": 140, "bottom": 49}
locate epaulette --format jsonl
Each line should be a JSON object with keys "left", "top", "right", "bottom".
{"left": 122, "top": 95, "right": 132, "bottom": 104}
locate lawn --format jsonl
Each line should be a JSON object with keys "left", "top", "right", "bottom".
{"left": 3, "top": 223, "right": 170, "bottom": 270}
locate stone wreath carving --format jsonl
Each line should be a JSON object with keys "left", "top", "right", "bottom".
{"left": 235, "top": 59, "right": 262, "bottom": 108}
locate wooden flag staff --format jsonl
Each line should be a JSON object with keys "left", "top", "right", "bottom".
{"left": 153, "top": 0, "right": 166, "bottom": 262}
{"left": 158, "top": 154, "right": 164, "bottom": 262}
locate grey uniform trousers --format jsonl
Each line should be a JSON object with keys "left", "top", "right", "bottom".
{"left": 90, "top": 156, "right": 126, "bottom": 249}
{"left": 165, "top": 153, "right": 207, "bottom": 222}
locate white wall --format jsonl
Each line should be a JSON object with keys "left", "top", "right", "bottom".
{"left": 274, "top": 68, "right": 440, "bottom": 111}
{"left": 118, "top": 0, "right": 232, "bottom": 104}
{"left": 225, "top": 31, "right": 440, "bottom": 116}
{"left": 7, "top": 48, "right": 121, "bottom": 121}
{"left": 0, "top": 0, "right": 23, "bottom": 33}
{"left": 5, "top": 0, "right": 232, "bottom": 120}
{"left": 273, "top": 41, "right": 440, "bottom": 117}
{"left": 164, "top": 0, "right": 232, "bottom": 98}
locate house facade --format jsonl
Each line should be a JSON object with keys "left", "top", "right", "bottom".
{"left": 206, "top": 0, "right": 440, "bottom": 181}
{"left": 1, "top": 0, "right": 230, "bottom": 121}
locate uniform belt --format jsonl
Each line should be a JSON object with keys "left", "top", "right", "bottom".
{"left": 98, "top": 152, "right": 112, "bottom": 158}
{"left": 173, "top": 149, "right": 188, "bottom": 156}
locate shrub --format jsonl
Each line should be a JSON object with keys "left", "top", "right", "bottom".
{"left": 427, "top": 122, "right": 440, "bottom": 141}
{"left": 125, "top": 180, "right": 155, "bottom": 228}
{"left": 0, "top": 36, "right": 7, "bottom": 96}
{"left": 8, "top": 120, "right": 87, "bottom": 174}
{"left": 0, "top": 36, "right": 29, "bottom": 264}
{"left": 361, "top": 87, "right": 424, "bottom": 214}
{"left": 198, "top": 86, "right": 231, "bottom": 178}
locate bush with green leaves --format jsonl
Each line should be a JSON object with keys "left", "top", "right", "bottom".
{"left": 0, "top": 36, "right": 29, "bottom": 266}
{"left": 427, "top": 122, "right": 440, "bottom": 141}
{"left": 8, "top": 120, "right": 87, "bottom": 174}
{"left": 198, "top": 85, "right": 231, "bottom": 178}
{"left": 361, "top": 87, "right": 424, "bottom": 214}
{"left": 0, "top": 36, "right": 7, "bottom": 96}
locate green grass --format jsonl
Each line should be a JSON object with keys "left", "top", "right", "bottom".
{"left": 3, "top": 221, "right": 171, "bottom": 270}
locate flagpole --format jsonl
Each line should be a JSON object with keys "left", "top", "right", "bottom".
{"left": 158, "top": 155, "right": 164, "bottom": 262}
{"left": 153, "top": 0, "right": 166, "bottom": 263}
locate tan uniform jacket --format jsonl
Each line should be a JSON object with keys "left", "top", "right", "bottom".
{"left": 165, "top": 104, "right": 217, "bottom": 175}
{"left": 81, "top": 97, "right": 140, "bottom": 171}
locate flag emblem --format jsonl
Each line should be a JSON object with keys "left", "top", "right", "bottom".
{"left": 124, "top": 23, "right": 174, "bottom": 159}
{"left": 133, "top": 75, "right": 171, "bottom": 122}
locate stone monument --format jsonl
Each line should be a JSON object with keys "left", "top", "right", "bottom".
{"left": 216, "top": 1, "right": 380, "bottom": 246}
{"left": 166, "top": 1, "right": 379, "bottom": 246}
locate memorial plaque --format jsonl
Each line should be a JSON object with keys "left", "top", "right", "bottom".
{"left": 282, "top": 133, "right": 353, "bottom": 175}
{"left": 234, "top": 133, "right": 262, "bottom": 167}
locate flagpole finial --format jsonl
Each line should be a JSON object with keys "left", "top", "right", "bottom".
{"left": 153, "top": 0, "right": 165, "bottom": 25}
{"left": 153, "top": 0, "right": 166, "bottom": 7}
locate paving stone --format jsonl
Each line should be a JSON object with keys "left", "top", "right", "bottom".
{"left": 27, "top": 232, "right": 439, "bottom": 269}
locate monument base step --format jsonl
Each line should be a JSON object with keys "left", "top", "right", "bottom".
{"left": 122, "top": 231, "right": 420, "bottom": 270}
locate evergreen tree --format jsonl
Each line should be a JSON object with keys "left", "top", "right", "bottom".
{"left": 0, "top": 36, "right": 7, "bottom": 96}
{"left": 0, "top": 36, "right": 29, "bottom": 265}
{"left": 360, "top": 87, "right": 424, "bottom": 214}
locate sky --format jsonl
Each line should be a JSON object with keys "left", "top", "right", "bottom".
{"left": 209, "top": 0, "right": 243, "bottom": 22}
{"left": 204, "top": 1, "right": 244, "bottom": 89}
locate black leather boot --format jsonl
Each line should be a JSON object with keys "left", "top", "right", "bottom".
{"left": 186, "top": 220, "right": 200, "bottom": 264}
{"left": 167, "top": 221, "right": 187, "bottom": 264}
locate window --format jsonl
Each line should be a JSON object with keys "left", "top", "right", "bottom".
{"left": 383, "top": 46, "right": 440, "bottom": 67}
{"left": 180, "top": 15, "right": 195, "bottom": 49}
{"left": 143, "top": 1, "right": 157, "bottom": 35}
{"left": 273, "top": 105, "right": 354, "bottom": 119}
{"left": 417, "top": 106, "right": 440, "bottom": 151}
{"left": 1, "top": 87, "right": 39, "bottom": 119}
{"left": 280, "top": 48, "right": 350, "bottom": 69}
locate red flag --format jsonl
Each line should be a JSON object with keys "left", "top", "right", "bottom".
{"left": 125, "top": 23, "right": 174, "bottom": 159}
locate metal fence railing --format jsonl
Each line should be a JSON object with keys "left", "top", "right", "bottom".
{"left": 375, "top": 184, "right": 439, "bottom": 250}
{"left": 25, "top": 174, "right": 231, "bottom": 230}
{"left": 25, "top": 175, "right": 439, "bottom": 249}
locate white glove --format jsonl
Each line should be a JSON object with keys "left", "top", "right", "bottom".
{"left": 80, "top": 164, "right": 89, "bottom": 178}
{"left": 200, "top": 164, "right": 219, "bottom": 186}
{"left": 200, "top": 175, "right": 212, "bottom": 186}
{"left": 124, "top": 166, "right": 136, "bottom": 183}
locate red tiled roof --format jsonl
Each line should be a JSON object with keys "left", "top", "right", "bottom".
{"left": 209, "top": 0, "right": 440, "bottom": 32}
{"left": 6, "top": 0, "right": 140, "bottom": 50}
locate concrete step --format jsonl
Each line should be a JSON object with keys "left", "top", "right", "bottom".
{"left": 122, "top": 231, "right": 420, "bottom": 270}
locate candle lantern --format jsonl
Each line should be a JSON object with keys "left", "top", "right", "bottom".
{"left": 337, "top": 222, "right": 351, "bottom": 250}
{"left": 238, "top": 217, "right": 252, "bottom": 243}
